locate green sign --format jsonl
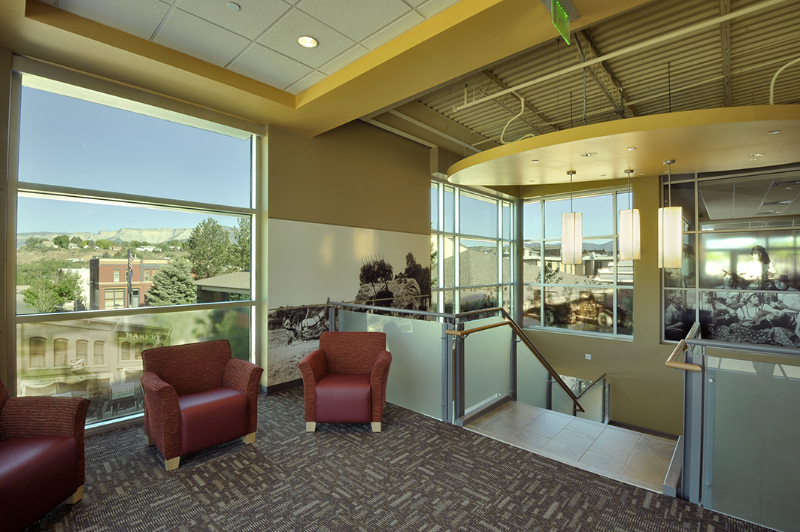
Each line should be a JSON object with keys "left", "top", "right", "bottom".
{"left": 552, "top": 0, "right": 570, "bottom": 45}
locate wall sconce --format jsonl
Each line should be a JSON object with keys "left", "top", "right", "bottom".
{"left": 619, "top": 169, "right": 640, "bottom": 260}
{"left": 562, "top": 170, "right": 583, "bottom": 265}
{"left": 658, "top": 159, "right": 682, "bottom": 269}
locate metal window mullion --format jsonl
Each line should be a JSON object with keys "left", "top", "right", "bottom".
{"left": 5, "top": 71, "right": 22, "bottom": 392}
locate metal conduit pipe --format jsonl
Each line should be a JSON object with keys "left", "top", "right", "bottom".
{"left": 453, "top": 0, "right": 791, "bottom": 113}
{"left": 769, "top": 56, "right": 800, "bottom": 105}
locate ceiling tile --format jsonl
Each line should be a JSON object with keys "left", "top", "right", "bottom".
{"left": 417, "top": 0, "right": 459, "bottom": 18}
{"left": 298, "top": 0, "right": 411, "bottom": 42}
{"left": 362, "top": 10, "right": 424, "bottom": 50}
{"left": 285, "top": 71, "right": 327, "bottom": 94}
{"left": 258, "top": 9, "right": 354, "bottom": 69}
{"left": 57, "top": 0, "right": 171, "bottom": 40}
{"left": 177, "top": 0, "right": 291, "bottom": 40}
{"left": 402, "top": 0, "right": 428, "bottom": 6}
{"left": 319, "top": 44, "right": 368, "bottom": 75}
{"left": 154, "top": 9, "right": 250, "bottom": 67}
{"left": 228, "top": 43, "right": 313, "bottom": 89}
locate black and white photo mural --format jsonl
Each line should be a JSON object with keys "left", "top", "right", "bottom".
{"left": 662, "top": 167, "right": 800, "bottom": 348}
{"left": 268, "top": 219, "right": 430, "bottom": 386}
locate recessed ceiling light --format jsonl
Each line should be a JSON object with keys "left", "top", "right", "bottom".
{"left": 226, "top": 2, "right": 241, "bottom": 11}
{"left": 530, "top": 159, "right": 539, "bottom": 163}
{"left": 749, "top": 153, "right": 766, "bottom": 157}
{"left": 750, "top": 158, "right": 759, "bottom": 161}
{"left": 298, "top": 36, "right": 319, "bottom": 48}
{"left": 581, "top": 152, "right": 597, "bottom": 157}
{"left": 600, "top": 174, "right": 606, "bottom": 177}
{"left": 768, "top": 130, "right": 781, "bottom": 135}
{"left": 637, "top": 173, "right": 645, "bottom": 176}
{"left": 627, "top": 147, "right": 637, "bottom": 151}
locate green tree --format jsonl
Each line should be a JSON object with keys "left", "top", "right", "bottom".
{"left": 185, "top": 217, "right": 231, "bottom": 279}
{"left": 53, "top": 235, "right": 70, "bottom": 249}
{"left": 147, "top": 259, "right": 197, "bottom": 306}
{"left": 535, "top": 262, "right": 563, "bottom": 284}
{"left": 85, "top": 240, "right": 96, "bottom": 248}
{"left": 97, "top": 239, "right": 114, "bottom": 249}
{"left": 70, "top": 236, "right": 83, "bottom": 247}
{"left": 231, "top": 217, "right": 251, "bottom": 271}
{"left": 21, "top": 271, "right": 83, "bottom": 313}
{"left": 24, "top": 237, "right": 44, "bottom": 250}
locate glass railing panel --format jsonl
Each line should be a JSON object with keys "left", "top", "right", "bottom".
{"left": 463, "top": 316, "right": 511, "bottom": 412}
{"left": 339, "top": 310, "right": 444, "bottom": 421}
{"left": 702, "top": 351, "right": 800, "bottom": 532}
{"left": 516, "top": 348, "right": 550, "bottom": 409}
{"left": 576, "top": 379, "right": 605, "bottom": 423}
{"left": 550, "top": 383, "right": 574, "bottom": 416}
{"left": 17, "top": 305, "right": 251, "bottom": 425}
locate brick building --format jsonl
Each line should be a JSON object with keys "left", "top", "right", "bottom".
{"left": 89, "top": 257, "right": 170, "bottom": 310}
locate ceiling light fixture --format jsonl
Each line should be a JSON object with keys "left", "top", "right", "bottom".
{"left": 619, "top": 169, "right": 641, "bottom": 261}
{"left": 658, "top": 159, "right": 682, "bottom": 269}
{"left": 627, "top": 147, "right": 637, "bottom": 151}
{"left": 298, "top": 36, "right": 319, "bottom": 48}
{"left": 581, "top": 152, "right": 597, "bottom": 157}
{"left": 768, "top": 130, "right": 781, "bottom": 135}
{"left": 749, "top": 153, "right": 766, "bottom": 157}
{"left": 226, "top": 2, "right": 241, "bottom": 11}
{"left": 531, "top": 159, "right": 539, "bottom": 163}
{"left": 562, "top": 171, "right": 583, "bottom": 265}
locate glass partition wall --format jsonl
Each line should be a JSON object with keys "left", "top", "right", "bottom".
{"left": 9, "top": 70, "right": 257, "bottom": 426}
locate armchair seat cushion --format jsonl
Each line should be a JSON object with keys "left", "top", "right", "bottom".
{"left": 315, "top": 374, "right": 371, "bottom": 423}
{"left": 0, "top": 436, "right": 78, "bottom": 532}
{"left": 179, "top": 388, "right": 248, "bottom": 456}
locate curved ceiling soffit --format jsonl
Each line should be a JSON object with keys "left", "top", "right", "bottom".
{"left": 447, "top": 106, "right": 800, "bottom": 187}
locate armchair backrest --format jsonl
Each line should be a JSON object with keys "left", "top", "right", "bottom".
{"left": 142, "top": 340, "right": 231, "bottom": 396}
{"left": 319, "top": 332, "right": 387, "bottom": 374}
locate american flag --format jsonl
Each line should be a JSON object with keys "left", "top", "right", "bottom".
{"left": 127, "top": 247, "right": 133, "bottom": 303}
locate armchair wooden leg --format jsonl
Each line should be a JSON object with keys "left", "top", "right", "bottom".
{"left": 65, "top": 485, "right": 83, "bottom": 504}
{"left": 306, "top": 422, "right": 316, "bottom": 432}
{"left": 165, "top": 457, "right": 180, "bottom": 471}
{"left": 241, "top": 432, "right": 256, "bottom": 444}
{"left": 146, "top": 434, "right": 155, "bottom": 446}
{"left": 371, "top": 422, "right": 381, "bottom": 433}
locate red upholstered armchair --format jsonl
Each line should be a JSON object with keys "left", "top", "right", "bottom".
{"left": 141, "top": 340, "right": 263, "bottom": 471}
{"left": 0, "top": 379, "right": 89, "bottom": 532}
{"left": 298, "top": 331, "right": 392, "bottom": 432}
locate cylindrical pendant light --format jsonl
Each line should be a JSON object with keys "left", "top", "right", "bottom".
{"left": 562, "top": 170, "right": 583, "bottom": 265}
{"left": 658, "top": 160, "right": 682, "bottom": 269}
{"left": 619, "top": 169, "right": 641, "bottom": 260}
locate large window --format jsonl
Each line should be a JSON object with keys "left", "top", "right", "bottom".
{"left": 523, "top": 190, "right": 633, "bottom": 337}
{"left": 662, "top": 166, "right": 800, "bottom": 348}
{"left": 11, "top": 69, "right": 257, "bottom": 425}
{"left": 430, "top": 182, "right": 514, "bottom": 314}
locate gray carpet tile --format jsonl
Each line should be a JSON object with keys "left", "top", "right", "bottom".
{"left": 28, "top": 387, "right": 776, "bottom": 532}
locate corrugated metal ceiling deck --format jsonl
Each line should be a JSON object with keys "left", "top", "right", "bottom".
{"left": 414, "top": 0, "right": 800, "bottom": 149}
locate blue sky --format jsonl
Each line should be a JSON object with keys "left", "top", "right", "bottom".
{"left": 16, "top": 86, "right": 251, "bottom": 234}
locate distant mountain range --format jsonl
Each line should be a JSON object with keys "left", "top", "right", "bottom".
{"left": 15, "top": 228, "right": 212, "bottom": 248}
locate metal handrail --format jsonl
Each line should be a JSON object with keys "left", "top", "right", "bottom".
{"left": 665, "top": 322, "right": 702, "bottom": 372}
{"left": 328, "top": 301, "right": 455, "bottom": 320}
{"left": 576, "top": 373, "right": 607, "bottom": 400}
{"left": 446, "top": 311, "right": 585, "bottom": 413}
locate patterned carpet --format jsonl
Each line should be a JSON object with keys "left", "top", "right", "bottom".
{"left": 29, "top": 387, "right": 774, "bottom": 532}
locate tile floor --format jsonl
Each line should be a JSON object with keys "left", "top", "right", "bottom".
{"left": 466, "top": 401, "right": 677, "bottom": 492}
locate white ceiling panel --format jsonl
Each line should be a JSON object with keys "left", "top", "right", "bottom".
{"left": 228, "top": 43, "right": 313, "bottom": 89}
{"left": 177, "top": 0, "right": 292, "bottom": 40}
{"left": 362, "top": 10, "right": 424, "bottom": 51}
{"left": 319, "top": 44, "right": 369, "bottom": 76}
{"left": 258, "top": 9, "right": 354, "bottom": 69}
{"left": 155, "top": 10, "right": 250, "bottom": 67}
{"left": 417, "top": 0, "right": 460, "bottom": 18}
{"left": 298, "top": 0, "right": 411, "bottom": 42}
{"left": 403, "top": 0, "right": 429, "bottom": 7}
{"left": 285, "top": 71, "right": 328, "bottom": 94}
{"left": 58, "top": 0, "right": 171, "bottom": 40}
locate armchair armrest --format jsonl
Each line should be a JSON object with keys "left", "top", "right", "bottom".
{"left": 298, "top": 349, "right": 328, "bottom": 422}
{"left": 369, "top": 350, "right": 393, "bottom": 423}
{"left": 0, "top": 396, "right": 90, "bottom": 485}
{"left": 141, "top": 372, "right": 181, "bottom": 460}
{"left": 223, "top": 359, "right": 264, "bottom": 433}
